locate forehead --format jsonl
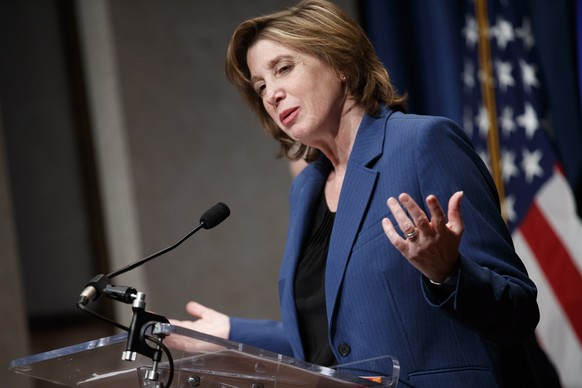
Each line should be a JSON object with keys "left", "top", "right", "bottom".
{"left": 249, "top": 38, "right": 293, "bottom": 55}
{"left": 247, "top": 39, "right": 299, "bottom": 74}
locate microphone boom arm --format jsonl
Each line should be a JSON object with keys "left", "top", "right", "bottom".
{"left": 108, "top": 223, "right": 204, "bottom": 279}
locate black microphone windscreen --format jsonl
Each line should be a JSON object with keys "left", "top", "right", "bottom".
{"left": 200, "top": 202, "right": 230, "bottom": 229}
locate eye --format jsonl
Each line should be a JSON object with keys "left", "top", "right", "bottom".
{"left": 254, "top": 82, "right": 266, "bottom": 96}
{"left": 275, "top": 61, "right": 294, "bottom": 75}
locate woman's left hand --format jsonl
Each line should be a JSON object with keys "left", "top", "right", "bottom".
{"left": 382, "top": 191, "right": 464, "bottom": 283}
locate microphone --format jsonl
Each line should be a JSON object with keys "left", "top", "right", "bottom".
{"left": 200, "top": 201, "right": 230, "bottom": 229}
{"left": 77, "top": 202, "right": 230, "bottom": 306}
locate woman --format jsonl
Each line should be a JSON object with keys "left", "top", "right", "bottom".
{"left": 170, "top": 1, "right": 560, "bottom": 386}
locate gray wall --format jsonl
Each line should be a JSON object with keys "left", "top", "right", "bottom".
{"left": 0, "top": 117, "right": 33, "bottom": 388}
{"left": 109, "top": 0, "right": 296, "bottom": 320}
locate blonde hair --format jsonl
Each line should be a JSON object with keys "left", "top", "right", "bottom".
{"left": 225, "top": 0, "right": 407, "bottom": 162}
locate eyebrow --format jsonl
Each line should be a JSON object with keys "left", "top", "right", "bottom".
{"left": 249, "top": 54, "right": 295, "bottom": 84}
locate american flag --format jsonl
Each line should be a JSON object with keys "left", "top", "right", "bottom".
{"left": 462, "top": 0, "right": 582, "bottom": 386}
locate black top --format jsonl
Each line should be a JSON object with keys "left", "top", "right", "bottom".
{"left": 294, "top": 192, "right": 337, "bottom": 367}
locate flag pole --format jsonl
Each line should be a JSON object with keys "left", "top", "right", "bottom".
{"left": 475, "top": 0, "right": 506, "bottom": 220}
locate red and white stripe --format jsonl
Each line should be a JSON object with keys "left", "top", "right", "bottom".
{"left": 513, "top": 166, "right": 582, "bottom": 387}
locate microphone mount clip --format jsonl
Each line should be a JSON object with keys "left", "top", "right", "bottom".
{"left": 121, "top": 291, "right": 170, "bottom": 385}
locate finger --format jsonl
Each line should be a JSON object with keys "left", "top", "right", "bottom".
{"left": 387, "top": 196, "right": 416, "bottom": 236}
{"left": 398, "top": 193, "right": 430, "bottom": 232}
{"left": 425, "top": 194, "right": 447, "bottom": 234}
{"left": 446, "top": 191, "right": 464, "bottom": 234}
{"left": 382, "top": 217, "right": 407, "bottom": 251}
{"left": 185, "top": 301, "right": 208, "bottom": 319}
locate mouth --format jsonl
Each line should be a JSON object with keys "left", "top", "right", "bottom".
{"left": 279, "top": 107, "right": 299, "bottom": 126}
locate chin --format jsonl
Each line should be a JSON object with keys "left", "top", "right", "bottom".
{"left": 284, "top": 130, "right": 303, "bottom": 143}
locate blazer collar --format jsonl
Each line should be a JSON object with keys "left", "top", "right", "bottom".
{"left": 348, "top": 107, "right": 392, "bottom": 167}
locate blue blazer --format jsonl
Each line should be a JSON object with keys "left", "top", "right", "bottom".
{"left": 230, "top": 108, "right": 559, "bottom": 387}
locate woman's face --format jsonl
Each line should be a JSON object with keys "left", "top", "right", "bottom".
{"left": 246, "top": 38, "right": 346, "bottom": 147}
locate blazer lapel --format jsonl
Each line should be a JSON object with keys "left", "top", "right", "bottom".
{"left": 325, "top": 109, "right": 391, "bottom": 324}
{"left": 281, "top": 108, "right": 393, "bottom": 356}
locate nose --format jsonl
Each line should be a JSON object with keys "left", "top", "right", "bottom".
{"left": 265, "top": 84, "right": 284, "bottom": 107}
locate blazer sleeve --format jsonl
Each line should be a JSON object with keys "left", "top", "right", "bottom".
{"left": 228, "top": 317, "right": 294, "bottom": 356}
{"left": 407, "top": 116, "right": 540, "bottom": 342}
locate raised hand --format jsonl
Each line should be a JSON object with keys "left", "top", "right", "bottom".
{"left": 382, "top": 191, "right": 464, "bottom": 283}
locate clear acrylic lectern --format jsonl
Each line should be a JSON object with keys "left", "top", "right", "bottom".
{"left": 10, "top": 324, "right": 399, "bottom": 387}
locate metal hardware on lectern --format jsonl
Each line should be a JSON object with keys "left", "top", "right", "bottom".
{"left": 120, "top": 291, "right": 170, "bottom": 386}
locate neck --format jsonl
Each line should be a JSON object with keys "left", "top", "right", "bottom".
{"left": 318, "top": 103, "right": 365, "bottom": 173}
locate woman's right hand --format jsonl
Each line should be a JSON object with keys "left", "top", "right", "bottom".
{"left": 164, "top": 301, "right": 231, "bottom": 352}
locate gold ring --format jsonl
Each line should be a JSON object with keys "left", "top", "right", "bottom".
{"left": 405, "top": 228, "right": 419, "bottom": 240}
